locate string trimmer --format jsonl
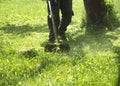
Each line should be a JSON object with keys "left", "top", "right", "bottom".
{"left": 44, "top": 0, "right": 70, "bottom": 52}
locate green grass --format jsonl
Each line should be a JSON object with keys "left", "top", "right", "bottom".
{"left": 0, "top": 0, "right": 120, "bottom": 86}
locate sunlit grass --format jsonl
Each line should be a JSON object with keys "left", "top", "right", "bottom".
{"left": 0, "top": 0, "right": 120, "bottom": 86}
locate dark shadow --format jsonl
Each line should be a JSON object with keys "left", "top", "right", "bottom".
{"left": 20, "top": 48, "right": 39, "bottom": 58}
{"left": 68, "top": 22, "right": 118, "bottom": 52}
{"left": 0, "top": 23, "right": 48, "bottom": 35}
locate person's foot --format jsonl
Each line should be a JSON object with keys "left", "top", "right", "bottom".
{"left": 49, "top": 36, "right": 55, "bottom": 43}
{"left": 49, "top": 32, "right": 68, "bottom": 43}
{"left": 58, "top": 32, "right": 67, "bottom": 43}
{"left": 49, "top": 32, "right": 56, "bottom": 43}
{"left": 49, "top": 39, "right": 55, "bottom": 43}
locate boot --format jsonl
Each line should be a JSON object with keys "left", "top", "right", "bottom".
{"left": 49, "top": 32, "right": 55, "bottom": 43}
{"left": 58, "top": 31, "right": 67, "bottom": 42}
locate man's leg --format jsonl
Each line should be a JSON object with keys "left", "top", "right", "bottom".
{"left": 47, "top": 0, "right": 60, "bottom": 42}
{"left": 59, "top": 0, "right": 73, "bottom": 41}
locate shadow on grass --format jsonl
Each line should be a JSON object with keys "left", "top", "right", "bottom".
{"left": 0, "top": 23, "right": 48, "bottom": 35}
{"left": 21, "top": 48, "right": 39, "bottom": 58}
{"left": 69, "top": 24, "right": 117, "bottom": 52}
{"left": 68, "top": 12, "right": 120, "bottom": 84}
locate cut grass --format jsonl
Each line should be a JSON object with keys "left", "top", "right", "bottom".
{"left": 0, "top": 0, "right": 120, "bottom": 86}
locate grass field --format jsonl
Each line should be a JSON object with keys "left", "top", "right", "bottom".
{"left": 0, "top": 0, "right": 120, "bottom": 86}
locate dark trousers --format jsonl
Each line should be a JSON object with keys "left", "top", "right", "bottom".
{"left": 47, "top": 0, "right": 73, "bottom": 41}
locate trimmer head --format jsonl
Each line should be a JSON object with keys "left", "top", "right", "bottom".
{"left": 44, "top": 42, "right": 70, "bottom": 52}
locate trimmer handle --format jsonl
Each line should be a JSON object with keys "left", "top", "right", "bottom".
{"left": 47, "top": 0, "right": 59, "bottom": 42}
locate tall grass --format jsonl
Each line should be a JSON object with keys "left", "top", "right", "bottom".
{"left": 0, "top": 0, "right": 120, "bottom": 86}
